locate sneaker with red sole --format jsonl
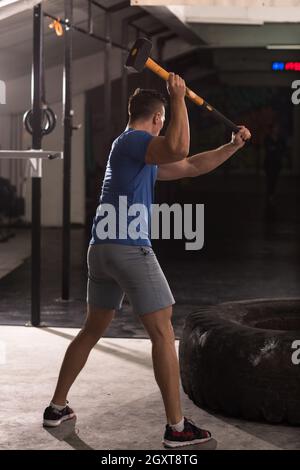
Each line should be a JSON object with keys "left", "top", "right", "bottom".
{"left": 163, "top": 417, "right": 212, "bottom": 448}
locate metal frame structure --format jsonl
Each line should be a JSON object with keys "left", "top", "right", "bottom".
{"left": 31, "top": 2, "right": 45, "bottom": 326}
{"left": 103, "top": 11, "right": 112, "bottom": 158}
{"left": 0, "top": 151, "right": 62, "bottom": 159}
{"left": 61, "top": 0, "right": 73, "bottom": 300}
{"left": 0, "top": 3, "right": 63, "bottom": 327}
{"left": 43, "top": 11, "right": 128, "bottom": 52}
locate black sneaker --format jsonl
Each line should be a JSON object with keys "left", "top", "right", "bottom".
{"left": 43, "top": 402, "right": 76, "bottom": 427}
{"left": 163, "top": 417, "right": 212, "bottom": 448}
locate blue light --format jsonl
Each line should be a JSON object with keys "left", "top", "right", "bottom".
{"left": 272, "top": 61, "right": 285, "bottom": 71}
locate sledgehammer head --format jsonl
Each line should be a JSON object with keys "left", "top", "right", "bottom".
{"left": 125, "top": 37, "right": 152, "bottom": 72}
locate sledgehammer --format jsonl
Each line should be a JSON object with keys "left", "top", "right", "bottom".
{"left": 126, "top": 37, "right": 240, "bottom": 134}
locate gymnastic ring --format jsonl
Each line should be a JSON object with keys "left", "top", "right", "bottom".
{"left": 23, "top": 107, "right": 57, "bottom": 136}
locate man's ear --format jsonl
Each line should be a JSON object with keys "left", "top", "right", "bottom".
{"left": 153, "top": 112, "right": 160, "bottom": 124}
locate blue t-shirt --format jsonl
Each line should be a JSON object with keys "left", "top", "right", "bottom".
{"left": 90, "top": 128, "right": 157, "bottom": 246}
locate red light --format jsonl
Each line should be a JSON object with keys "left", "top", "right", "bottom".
{"left": 285, "top": 62, "right": 300, "bottom": 71}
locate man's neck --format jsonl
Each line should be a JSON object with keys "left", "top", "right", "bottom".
{"left": 127, "top": 120, "right": 153, "bottom": 134}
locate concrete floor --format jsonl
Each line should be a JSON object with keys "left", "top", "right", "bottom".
{"left": 1, "top": 325, "right": 300, "bottom": 451}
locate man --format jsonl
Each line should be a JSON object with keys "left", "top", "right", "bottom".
{"left": 43, "top": 74, "right": 251, "bottom": 448}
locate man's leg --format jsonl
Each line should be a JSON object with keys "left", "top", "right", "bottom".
{"left": 51, "top": 305, "right": 114, "bottom": 406}
{"left": 139, "top": 305, "right": 183, "bottom": 425}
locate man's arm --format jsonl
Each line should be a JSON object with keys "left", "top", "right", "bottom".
{"left": 145, "top": 74, "right": 190, "bottom": 165}
{"left": 157, "top": 126, "right": 251, "bottom": 181}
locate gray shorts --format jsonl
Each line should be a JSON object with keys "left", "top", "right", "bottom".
{"left": 87, "top": 243, "right": 175, "bottom": 315}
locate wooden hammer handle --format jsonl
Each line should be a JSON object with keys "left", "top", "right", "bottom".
{"left": 145, "top": 57, "right": 239, "bottom": 133}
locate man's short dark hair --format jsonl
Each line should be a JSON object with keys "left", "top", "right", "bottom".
{"left": 128, "top": 88, "right": 167, "bottom": 121}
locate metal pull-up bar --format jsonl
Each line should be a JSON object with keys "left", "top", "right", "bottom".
{"left": 44, "top": 12, "right": 129, "bottom": 52}
{"left": 0, "top": 150, "right": 62, "bottom": 160}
